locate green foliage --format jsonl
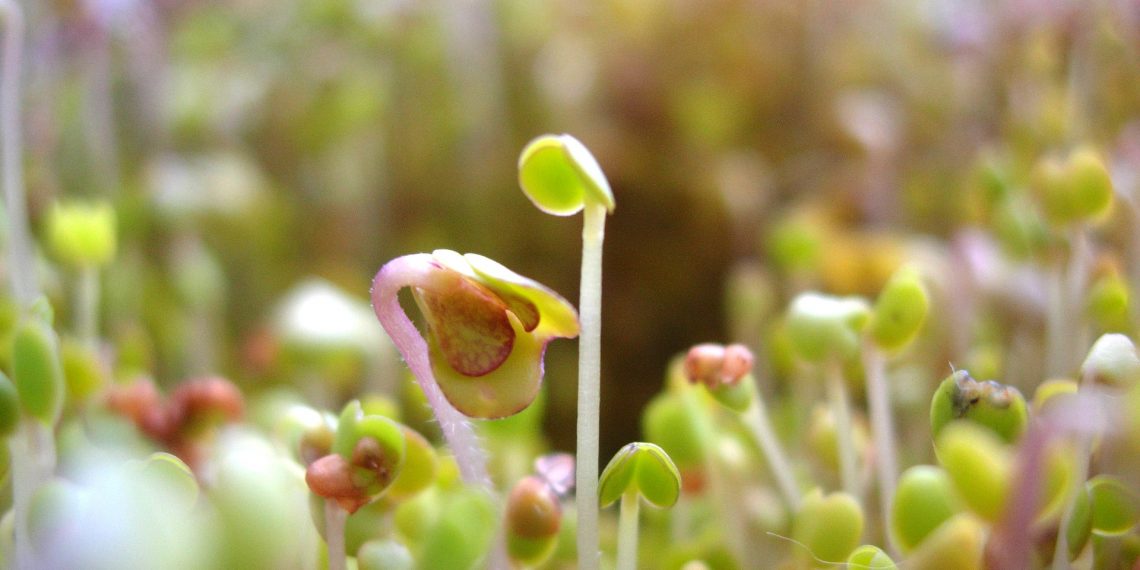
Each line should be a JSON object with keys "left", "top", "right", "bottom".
{"left": 935, "top": 422, "right": 1011, "bottom": 522}
{"left": 791, "top": 489, "right": 864, "bottom": 565}
{"left": 356, "top": 539, "right": 414, "bottom": 570}
{"left": 11, "top": 309, "right": 65, "bottom": 425}
{"left": 845, "top": 545, "right": 896, "bottom": 569}
{"left": 517, "top": 134, "right": 615, "bottom": 216}
{"left": 868, "top": 266, "right": 929, "bottom": 351}
{"left": 903, "top": 514, "right": 985, "bottom": 570}
{"left": 1032, "top": 147, "right": 1114, "bottom": 226}
{"left": 930, "top": 370, "right": 1027, "bottom": 444}
{"left": 598, "top": 442, "right": 682, "bottom": 509}
{"left": 44, "top": 202, "right": 118, "bottom": 268}
{"left": 1088, "top": 476, "right": 1140, "bottom": 536}
{"left": 0, "top": 371, "right": 18, "bottom": 437}
{"left": 417, "top": 486, "right": 498, "bottom": 570}
{"left": 785, "top": 293, "right": 871, "bottom": 363}
{"left": 891, "top": 465, "right": 959, "bottom": 553}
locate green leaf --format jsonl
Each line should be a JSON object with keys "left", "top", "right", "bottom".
{"left": 356, "top": 539, "right": 413, "bottom": 570}
{"left": 904, "top": 514, "right": 985, "bottom": 570}
{"left": 1088, "top": 476, "right": 1140, "bottom": 536}
{"left": 12, "top": 313, "right": 65, "bottom": 425}
{"left": 785, "top": 293, "right": 870, "bottom": 363}
{"left": 869, "top": 267, "right": 928, "bottom": 351}
{"left": 791, "top": 489, "right": 863, "bottom": 564}
{"left": 419, "top": 487, "right": 498, "bottom": 570}
{"left": 518, "top": 134, "right": 614, "bottom": 216}
{"left": 935, "top": 422, "right": 1011, "bottom": 522}
{"left": 45, "top": 201, "right": 117, "bottom": 267}
{"left": 930, "top": 370, "right": 1027, "bottom": 444}
{"left": 385, "top": 426, "right": 437, "bottom": 501}
{"left": 464, "top": 253, "right": 579, "bottom": 340}
{"left": 891, "top": 466, "right": 959, "bottom": 553}
{"left": 0, "top": 371, "right": 18, "bottom": 437}
{"left": 846, "top": 545, "right": 896, "bottom": 569}
{"left": 598, "top": 442, "right": 682, "bottom": 509}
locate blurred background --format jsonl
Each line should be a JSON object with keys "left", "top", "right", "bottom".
{"left": 12, "top": 0, "right": 1140, "bottom": 462}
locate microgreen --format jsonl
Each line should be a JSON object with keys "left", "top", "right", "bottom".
{"left": 599, "top": 442, "right": 681, "bottom": 570}
{"left": 930, "top": 370, "right": 1028, "bottom": 444}
{"left": 791, "top": 488, "right": 864, "bottom": 565}
{"left": 518, "top": 133, "right": 613, "bottom": 570}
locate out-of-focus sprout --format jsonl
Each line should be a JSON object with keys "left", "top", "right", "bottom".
{"left": 935, "top": 422, "right": 1012, "bottom": 522}
{"left": 930, "top": 370, "right": 1028, "bottom": 444}
{"left": 505, "top": 475, "right": 562, "bottom": 566}
{"left": 845, "top": 545, "right": 896, "bottom": 569}
{"left": 790, "top": 488, "right": 864, "bottom": 566}
{"left": 518, "top": 133, "right": 614, "bottom": 570}
{"left": 890, "top": 466, "right": 959, "bottom": 553}
{"left": 787, "top": 292, "right": 870, "bottom": 496}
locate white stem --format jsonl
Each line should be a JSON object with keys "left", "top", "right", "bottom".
{"left": 11, "top": 425, "right": 33, "bottom": 570}
{"left": 1046, "top": 257, "right": 1067, "bottom": 377}
{"left": 0, "top": 0, "right": 35, "bottom": 306}
{"left": 576, "top": 202, "right": 606, "bottom": 570}
{"left": 1067, "top": 228, "right": 1091, "bottom": 367}
{"left": 827, "top": 360, "right": 859, "bottom": 497}
{"left": 76, "top": 266, "right": 99, "bottom": 348}
{"left": 616, "top": 492, "right": 640, "bottom": 570}
{"left": 324, "top": 500, "right": 347, "bottom": 570}
{"left": 370, "top": 255, "right": 491, "bottom": 489}
{"left": 743, "top": 397, "right": 801, "bottom": 511}
{"left": 862, "top": 340, "right": 898, "bottom": 554}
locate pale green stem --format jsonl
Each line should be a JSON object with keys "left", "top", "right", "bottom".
{"left": 679, "top": 383, "right": 746, "bottom": 561}
{"left": 76, "top": 266, "right": 99, "bottom": 348}
{"left": 576, "top": 202, "right": 606, "bottom": 570}
{"left": 1045, "top": 257, "right": 1067, "bottom": 377}
{"left": 861, "top": 339, "right": 898, "bottom": 555}
{"left": 0, "top": 0, "right": 35, "bottom": 307}
{"left": 827, "top": 359, "right": 859, "bottom": 497}
{"left": 616, "top": 492, "right": 640, "bottom": 570}
{"left": 742, "top": 396, "right": 801, "bottom": 511}
{"left": 1067, "top": 228, "right": 1091, "bottom": 369}
{"left": 12, "top": 419, "right": 55, "bottom": 570}
{"left": 324, "top": 500, "right": 347, "bottom": 570}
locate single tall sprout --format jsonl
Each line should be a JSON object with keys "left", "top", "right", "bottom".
{"left": 518, "top": 133, "right": 615, "bottom": 569}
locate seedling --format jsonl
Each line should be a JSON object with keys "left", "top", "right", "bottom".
{"left": 930, "top": 370, "right": 1028, "bottom": 444}
{"left": 518, "top": 133, "right": 614, "bottom": 569}
{"left": 504, "top": 475, "right": 563, "bottom": 566}
{"left": 863, "top": 266, "right": 929, "bottom": 550}
{"left": 890, "top": 465, "right": 959, "bottom": 553}
{"left": 370, "top": 249, "right": 578, "bottom": 487}
{"left": 44, "top": 201, "right": 117, "bottom": 347}
{"left": 786, "top": 292, "right": 870, "bottom": 496}
{"left": 598, "top": 442, "right": 681, "bottom": 570}
{"left": 790, "top": 488, "right": 864, "bottom": 565}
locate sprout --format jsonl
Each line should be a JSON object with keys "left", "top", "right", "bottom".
{"left": 518, "top": 133, "right": 613, "bottom": 570}
{"left": 599, "top": 442, "right": 681, "bottom": 570}
{"left": 505, "top": 475, "right": 562, "bottom": 566}
{"left": 11, "top": 304, "right": 64, "bottom": 426}
{"left": 846, "top": 545, "right": 896, "bottom": 569}
{"left": 930, "top": 370, "right": 1028, "bottom": 444}
{"left": 1079, "top": 333, "right": 1140, "bottom": 387}
{"left": 1032, "top": 147, "right": 1114, "bottom": 227}
{"left": 44, "top": 202, "right": 117, "bottom": 269}
{"left": 1087, "top": 476, "right": 1140, "bottom": 536}
{"left": 934, "top": 422, "right": 1011, "bottom": 522}
{"left": 904, "top": 514, "right": 985, "bottom": 570}
{"left": 0, "top": 371, "right": 17, "bottom": 438}
{"left": 791, "top": 488, "right": 864, "bottom": 565}
{"left": 890, "top": 466, "right": 959, "bottom": 553}
{"left": 371, "top": 249, "right": 578, "bottom": 487}
{"left": 357, "top": 539, "right": 414, "bottom": 570}
{"left": 787, "top": 292, "right": 870, "bottom": 497}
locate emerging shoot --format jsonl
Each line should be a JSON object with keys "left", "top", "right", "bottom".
{"left": 518, "top": 133, "right": 614, "bottom": 569}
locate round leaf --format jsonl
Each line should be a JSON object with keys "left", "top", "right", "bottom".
{"left": 598, "top": 442, "right": 681, "bottom": 509}
{"left": 518, "top": 134, "right": 614, "bottom": 216}
{"left": 891, "top": 465, "right": 959, "bottom": 553}
{"left": 791, "top": 489, "right": 863, "bottom": 564}
{"left": 1088, "top": 476, "right": 1140, "bottom": 536}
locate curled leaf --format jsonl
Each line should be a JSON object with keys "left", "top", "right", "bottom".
{"left": 598, "top": 442, "right": 681, "bottom": 509}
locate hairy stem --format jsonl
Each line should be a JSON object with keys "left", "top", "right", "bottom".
{"left": 370, "top": 255, "right": 491, "bottom": 489}
{"left": 0, "top": 0, "right": 35, "bottom": 306}
{"left": 324, "top": 500, "right": 347, "bottom": 570}
{"left": 616, "top": 492, "right": 640, "bottom": 570}
{"left": 827, "top": 360, "right": 859, "bottom": 497}
{"left": 576, "top": 202, "right": 606, "bottom": 570}
{"left": 862, "top": 340, "right": 898, "bottom": 554}
{"left": 742, "top": 394, "right": 801, "bottom": 511}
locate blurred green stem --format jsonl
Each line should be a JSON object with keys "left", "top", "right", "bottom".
{"left": 862, "top": 340, "right": 898, "bottom": 554}
{"left": 742, "top": 392, "right": 801, "bottom": 510}
{"left": 324, "top": 500, "right": 346, "bottom": 570}
{"left": 76, "top": 266, "right": 99, "bottom": 348}
{"left": 576, "top": 202, "right": 606, "bottom": 570}
{"left": 0, "top": 0, "right": 35, "bottom": 307}
{"left": 1046, "top": 256, "right": 1067, "bottom": 377}
{"left": 827, "top": 359, "right": 858, "bottom": 497}
{"left": 12, "top": 419, "right": 55, "bottom": 570}
{"left": 616, "top": 492, "right": 639, "bottom": 570}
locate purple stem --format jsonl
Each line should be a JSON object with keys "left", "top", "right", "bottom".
{"left": 370, "top": 254, "right": 491, "bottom": 489}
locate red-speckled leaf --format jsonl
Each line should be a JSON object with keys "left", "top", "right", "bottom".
{"left": 415, "top": 269, "right": 514, "bottom": 377}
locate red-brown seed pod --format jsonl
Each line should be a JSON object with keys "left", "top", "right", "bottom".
{"left": 721, "top": 344, "right": 755, "bottom": 385}
{"left": 684, "top": 343, "right": 726, "bottom": 388}
{"left": 506, "top": 476, "right": 562, "bottom": 539}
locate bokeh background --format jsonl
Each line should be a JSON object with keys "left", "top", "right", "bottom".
{"left": 15, "top": 0, "right": 1140, "bottom": 462}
